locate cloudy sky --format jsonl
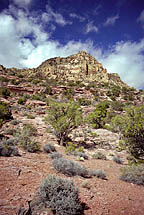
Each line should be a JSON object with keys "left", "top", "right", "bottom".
{"left": 0, "top": 0, "right": 144, "bottom": 89}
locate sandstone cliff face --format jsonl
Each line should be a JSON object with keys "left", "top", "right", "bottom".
{"left": 0, "top": 51, "right": 128, "bottom": 87}
{"left": 36, "top": 51, "right": 109, "bottom": 82}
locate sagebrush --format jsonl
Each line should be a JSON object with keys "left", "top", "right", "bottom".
{"left": 38, "top": 175, "right": 85, "bottom": 215}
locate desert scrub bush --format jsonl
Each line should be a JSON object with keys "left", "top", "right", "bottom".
{"left": 0, "top": 87, "right": 10, "bottom": 98}
{"left": 20, "top": 139, "right": 40, "bottom": 152}
{"left": 0, "top": 139, "right": 19, "bottom": 157}
{"left": 113, "top": 155, "right": 123, "bottom": 164}
{"left": 23, "top": 123, "right": 37, "bottom": 135}
{"left": 87, "top": 101, "right": 109, "bottom": 128}
{"left": 15, "top": 123, "right": 40, "bottom": 153}
{"left": 90, "top": 169, "right": 107, "bottom": 180}
{"left": 38, "top": 175, "right": 85, "bottom": 215}
{"left": 90, "top": 131, "right": 99, "bottom": 137}
{"left": 73, "top": 152, "right": 88, "bottom": 160}
{"left": 62, "top": 88, "right": 75, "bottom": 99}
{"left": 105, "top": 111, "right": 117, "bottom": 124}
{"left": 49, "top": 152, "right": 63, "bottom": 159}
{"left": 52, "top": 157, "right": 90, "bottom": 177}
{"left": 120, "top": 164, "right": 144, "bottom": 185}
{"left": 110, "top": 101, "right": 124, "bottom": 112}
{"left": 65, "top": 142, "right": 77, "bottom": 154}
{"left": 10, "top": 79, "right": 20, "bottom": 85}
{"left": 111, "top": 86, "right": 121, "bottom": 97}
{"left": 0, "top": 102, "right": 12, "bottom": 127}
{"left": 77, "top": 98, "right": 91, "bottom": 106}
{"left": 17, "top": 97, "right": 26, "bottom": 105}
{"left": 45, "top": 100, "right": 82, "bottom": 145}
{"left": 110, "top": 105, "right": 144, "bottom": 160}
{"left": 44, "top": 85, "right": 53, "bottom": 95}
{"left": 43, "top": 143, "right": 56, "bottom": 153}
{"left": 32, "top": 93, "right": 46, "bottom": 101}
{"left": 92, "top": 152, "right": 107, "bottom": 160}
{"left": 65, "top": 142, "right": 84, "bottom": 155}
{"left": 81, "top": 180, "right": 90, "bottom": 189}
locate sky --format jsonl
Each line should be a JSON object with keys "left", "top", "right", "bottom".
{"left": 0, "top": 0, "right": 144, "bottom": 89}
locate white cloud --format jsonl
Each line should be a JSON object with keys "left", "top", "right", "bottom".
{"left": 104, "top": 14, "right": 119, "bottom": 26}
{"left": 137, "top": 10, "right": 144, "bottom": 29}
{"left": 0, "top": 5, "right": 49, "bottom": 67}
{"left": 85, "top": 21, "right": 98, "bottom": 34}
{"left": 69, "top": 13, "right": 85, "bottom": 22}
{"left": 100, "top": 40, "right": 144, "bottom": 89}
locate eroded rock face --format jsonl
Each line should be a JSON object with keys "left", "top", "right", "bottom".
{"left": 36, "top": 51, "right": 109, "bottom": 82}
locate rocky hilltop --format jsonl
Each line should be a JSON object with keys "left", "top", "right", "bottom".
{"left": 0, "top": 51, "right": 127, "bottom": 88}
{"left": 35, "top": 51, "right": 126, "bottom": 87}
{"left": 36, "top": 51, "right": 108, "bottom": 82}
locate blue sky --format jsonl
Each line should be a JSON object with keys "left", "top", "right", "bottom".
{"left": 0, "top": 0, "right": 144, "bottom": 89}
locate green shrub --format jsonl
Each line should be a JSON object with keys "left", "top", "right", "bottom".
{"left": 106, "top": 87, "right": 120, "bottom": 98}
{"left": 43, "top": 143, "right": 56, "bottom": 153}
{"left": 0, "top": 102, "right": 12, "bottom": 126}
{"left": 105, "top": 111, "right": 117, "bottom": 124}
{"left": 87, "top": 101, "right": 109, "bottom": 128}
{"left": 44, "top": 85, "right": 53, "bottom": 95}
{"left": 113, "top": 155, "right": 123, "bottom": 164}
{"left": 110, "top": 105, "right": 144, "bottom": 159}
{"left": 22, "top": 141, "right": 40, "bottom": 153}
{"left": 32, "top": 79, "right": 41, "bottom": 84}
{"left": 0, "top": 87, "right": 10, "bottom": 98}
{"left": 73, "top": 152, "right": 88, "bottom": 160}
{"left": 120, "top": 164, "right": 144, "bottom": 185}
{"left": 17, "top": 97, "right": 26, "bottom": 105}
{"left": 62, "top": 88, "right": 75, "bottom": 99}
{"left": 78, "top": 98, "right": 91, "bottom": 106}
{"left": 81, "top": 180, "right": 90, "bottom": 189}
{"left": 49, "top": 152, "right": 63, "bottom": 159}
{"left": 77, "top": 146, "right": 84, "bottom": 152}
{"left": 26, "top": 113, "right": 35, "bottom": 119}
{"left": 65, "top": 142, "right": 77, "bottom": 154}
{"left": 32, "top": 93, "right": 46, "bottom": 101}
{"left": 15, "top": 123, "right": 40, "bottom": 153}
{"left": 45, "top": 101, "right": 82, "bottom": 145}
{"left": 121, "top": 86, "right": 128, "bottom": 94}
{"left": 11, "top": 79, "right": 20, "bottom": 85}
{"left": 92, "top": 152, "right": 107, "bottom": 160}
{"left": 38, "top": 175, "right": 85, "bottom": 215}
{"left": 52, "top": 157, "right": 90, "bottom": 177}
{"left": 90, "top": 169, "right": 107, "bottom": 179}
{"left": 111, "top": 87, "right": 120, "bottom": 97}
{"left": 110, "top": 101, "right": 124, "bottom": 112}
{"left": 23, "top": 123, "right": 37, "bottom": 136}
{"left": 127, "top": 93, "right": 135, "bottom": 101}
{"left": 0, "top": 140, "right": 19, "bottom": 157}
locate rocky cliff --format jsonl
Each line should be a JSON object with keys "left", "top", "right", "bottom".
{"left": 35, "top": 51, "right": 109, "bottom": 82}
{"left": 0, "top": 51, "right": 128, "bottom": 87}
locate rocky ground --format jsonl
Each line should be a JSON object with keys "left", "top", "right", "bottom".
{"left": 1, "top": 108, "right": 144, "bottom": 215}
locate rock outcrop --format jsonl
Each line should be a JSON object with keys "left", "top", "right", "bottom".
{"left": 0, "top": 51, "right": 128, "bottom": 87}
{"left": 36, "top": 51, "right": 109, "bottom": 82}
